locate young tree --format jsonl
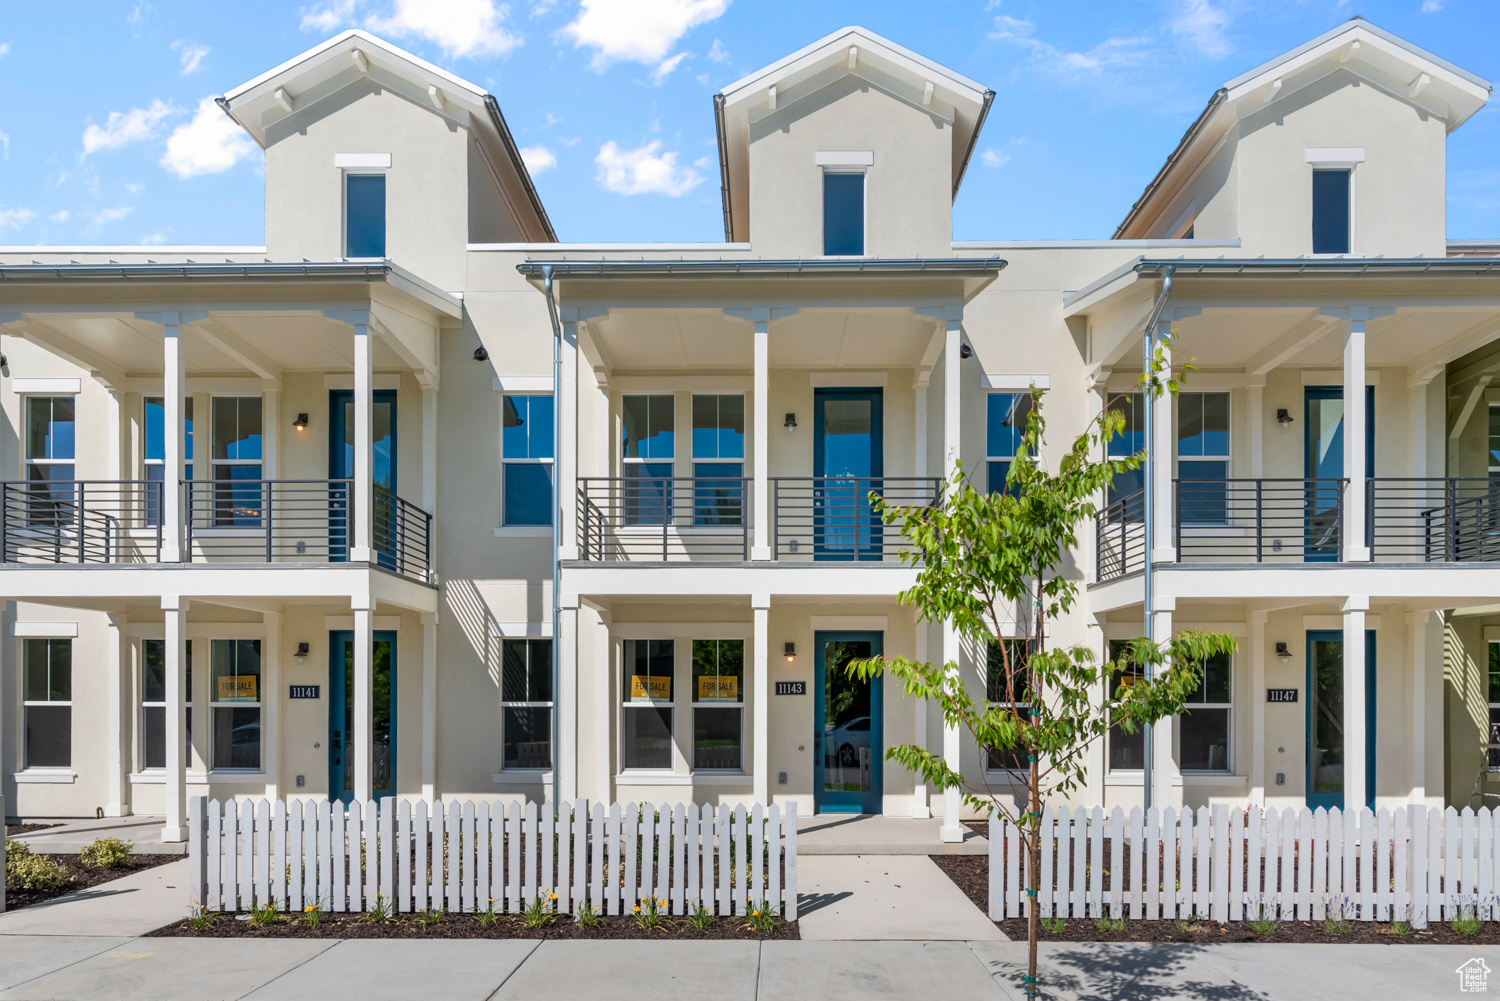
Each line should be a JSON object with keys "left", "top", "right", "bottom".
{"left": 847, "top": 366, "right": 1236, "bottom": 1000}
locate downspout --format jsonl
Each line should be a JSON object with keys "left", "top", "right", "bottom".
{"left": 1139, "top": 264, "right": 1174, "bottom": 810}
{"left": 540, "top": 265, "right": 564, "bottom": 811}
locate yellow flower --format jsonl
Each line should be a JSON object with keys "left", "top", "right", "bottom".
{"left": 550, "top": 893, "right": 557, "bottom": 900}
{"left": 634, "top": 906, "right": 641, "bottom": 912}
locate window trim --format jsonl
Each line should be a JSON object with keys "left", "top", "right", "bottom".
{"left": 342, "top": 170, "right": 388, "bottom": 261}
{"left": 983, "top": 638, "right": 1032, "bottom": 777}
{"left": 24, "top": 395, "right": 76, "bottom": 481}
{"left": 1180, "top": 652, "right": 1233, "bottom": 775}
{"left": 820, "top": 166, "right": 868, "bottom": 258}
{"left": 621, "top": 638, "right": 676, "bottom": 773}
{"left": 140, "top": 638, "right": 191, "bottom": 772}
{"left": 690, "top": 394, "right": 746, "bottom": 527}
{"left": 985, "top": 392, "right": 1034, "bottom": 495}
{"left": 1310, "top": 165, "right": 1355, "bottom": 256}
{"left": 499, "top": 637, "right": 554, "bottom": 773}
{"left": 690, "top": 638, "right": 745, "bottom": 774}
{"left": 22, "top": 637, "right": 72, "bottom": 769}
{"left": 1105, "top": 639, "right": 1145, "bottom": 775}
{"left": 1176, "top": 390, "right": 1232, "bottom": 526}
{"left": 501, "top": 392, "right": 555, "bottom": 527}
{"left": 208, "top": 638, "right": 262, "bottom": 773}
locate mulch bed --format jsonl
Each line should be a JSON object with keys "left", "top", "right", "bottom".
{"left": 6, "top": 824, "right": 63, "bottom": 836}
{"left": 150, "top": 910, "right": 799, "bottom": 940}
{"left": 4, "top": 853, "right": 182, "bottom": 911}
{"left": 931, "top": 854, "right": 1500, "bottom": 945}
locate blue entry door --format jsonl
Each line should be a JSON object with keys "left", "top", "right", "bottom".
{"left": 329, "top": 630, "right": 398, "bottom": 803}
{"left": 814, "top": 631, "right": 883, "bottom": 814}
{"left": 329, "top": 390, "right": 396, "bottom": 565}
{"left": 1306, "top": 629, "right": 1375, "bottom": 811}
{"left": 813, "top": 388, "right": 884, "bottom": 560}
{"left": 1303, "top": 386, "right": 1373, "bottom": 561}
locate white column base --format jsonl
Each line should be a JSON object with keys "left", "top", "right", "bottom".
{"left": 1344, "top": 545, "right": 1371, "bottom": 562}
{"left": 1151, "top": 547, "right": 1177, "bottom": 563}
{"left": 558, "top": 545, "right": 580, "bottom": 562}
{"left": 103, "top": 806, "right": 126, "bottom": 819}
{"left": 160, "top": 825, "right": 187, "bottom": 843}
{"left": 751, "top": 545, "right": 771, "bottom": 561}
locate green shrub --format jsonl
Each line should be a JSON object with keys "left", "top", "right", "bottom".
{"left": 80, "top": 837, "right": 133, "bottom": 870}
{"left": 1041, "top": 916, "right": 1067, "bottom": 934}
{"left": 5, "top": 839, "right": 33, "bottom": 870}
{"left": 9, "top": 852, "right": 67, "bottom": 890}
{"left": 1451, "top": 906, "right": 1482, "bottom": 938}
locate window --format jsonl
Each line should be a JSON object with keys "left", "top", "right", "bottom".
{"left": 1106, "top": 394, "right": 1146, "bottom": 511}
{"left": 141, "top": 639, "right": 191, "bottom": 770}
{"left": 25, "top": 396, "right": 76, "bottom": 524}
{"left": 1106, "top": 639, "right": 1144, "bottom": 770}
{"left": 1489, "top": 406, "right": 1500, "bottom": 477}
{"left": 623, "top": 395, "right": 675, "bottom": 524}
{"left": 691, "top": 395, "right": 744, "bottom": 525}
{"left": 210, "top": 397, "right": 263, "bottom": 527}
{"left": 145, "top": 397, "right": 193, "bottom": 526}
{"left": 822, "top": 172, "right": 864, "bottom": 256}
{"left": 345, "top": 174, "right": 386, "bottom": 259}
{"left": 1488, "top": 642, "right": 1500, "bottom": 772}
{"left": 1312, "top": 169, "right": 1350, "bottom": 254}
{"left": 501, "top": 639, "right": 553, "bottom": 770}
{"left": 623, "top": 639, "right": 673, "bottom": 770}
{"left": 1177, "top": 392, "right": 1230, "bottom": 524}
{"left": 23, "top": 638, "right": 70, "bottom": 768}
{"left": 986, "top": 393, "right": 1034, "bottom": 496}
{"left": 984, "top": 639, "right": 1031, "bottom": 773}
{"left": 502, "top": 394, "right": 554, "bottom": 526}
{"left": 692, "top": 639, "right": 743, "bottom": 770}
{"left": 210, "top": 639, "right": 261, "bottom": 770}
{"left": 1182, "top": 652, "right": 1232, "bottom": 771}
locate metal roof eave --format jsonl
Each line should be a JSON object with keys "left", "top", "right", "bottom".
{"left": 515, "top": 257, "right": 1006, "bottom": 280}
{"left": 1133, "top": 257, "right": 1500, "bottom": 277}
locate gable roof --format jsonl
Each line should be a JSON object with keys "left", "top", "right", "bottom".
{"left": 219, "top": 29, "right": 555, "bottom": 242}
{"left": 1115, "top": 18, "right": 1492, "bottom": 239}
{"left": 713, "top": 26, "right": 994, "bottom": 242}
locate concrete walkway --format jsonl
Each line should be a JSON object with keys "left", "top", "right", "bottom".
{"left": 9, "top": 816, "right": 184, "bottom": 856}
{"left": 797, "top": 814, "right": 986, "bottom": 855}
{"left": 0, "top": 858, "right": 193, "bottom": 937}
{"left": 797, "top": 855, "right": 1004, "bottom": 941}
{"left": 0, "top": 937, "right": 1492, "bottom": 1000}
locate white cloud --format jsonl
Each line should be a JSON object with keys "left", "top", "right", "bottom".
{"left": 300, "top": 0, "right": 356, "bottom": 31}
{"left": 980, "top": 148, "right": 1010, "bottom": 168}
{"left": 141, "top": 231, "right": 169, "bottom": 244}
{"left": 594, "top": 140, "right": 702, "bottom": 196}
{"left": 92, "top": 206, "right": 133, "bottom": 226}
{"left": 519, "top": 144, "right": 556, "bottom": 174}
{"left": 706, "top": 38, "right": 728, "bottom": 63}
{"left": 1169, "top": 0, "right": 1233, "bottom": 58}
{"left": 324, "top": 0, "right": 523, "bottom": 57}
{"left": 172, "top": 40, "right": 210, "bottom": 74}
{"left": 125, "top": 182, "right": 144, "bottom": 195}
{"left": 562, "top": 0, "right": 728, "bottom": 71}
{"left": 0, "top": 208, "right": 35, "bottom": 230}
{"left": 1421, "top": 0, "right": 1443, "bottom": 10}
{"left": 160, "top": 97, "right": 256, "bottom": 178}
{"left": 49, "top": 210, "right": 69, "bottom": 223}
{"left": 0, "top": 128, "right": 8, "bottom": 159}
{"left": 81, "top": 99, "right": 177, "bottom": 157}
{"left": 649, "top": 51, "right": 689, "bottom": 84}
{"left": 990, "top": 14, "right": 1151, "bottom": 78}
{"left": 0, "top": 42, "right": 10, "bottom": 58}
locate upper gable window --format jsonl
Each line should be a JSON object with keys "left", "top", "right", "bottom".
{"left": 345, "top": 174, "right": 387, "bottom": 259}
{"left": 818, "top": 151, "right": 873, "bottom": 257}
{"left": 1312, "top": 169, "right": 1351, "bottom": 255}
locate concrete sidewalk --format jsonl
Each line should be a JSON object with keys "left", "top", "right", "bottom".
{"left": 9, "top": 817, "right": 185, "bottom": 856}
{"left": 0, "top": 858, "right": 193, "bottom": 938}
{"left": 797, "top": 814, "right": 986, "bottom": 855}
{"left": 0, "top": 937, "right": 1492, "bottom": 1000}
{"left": 797, "top": 855, "right": 1004, "bottom": 941}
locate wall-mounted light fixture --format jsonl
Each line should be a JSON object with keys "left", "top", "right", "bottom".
{"left": 292, "top": 413, "right": 309, "bottom": 430}
{"left": 473, "top": 346, "right": 489, "bottom": 362}
{"left": 1275, "top": 641, "right": 1291, "bottom": 661}
{"left": 959, "top": 343, "right": 974, "bottom": 360}
{"left": 784, "top": 642, "right": 796, "bottom": 662}
{"left": 1276, "top": 408, "right": 1295, "bottom": 427}
{"left": 784, "top": 412, "right": 798, "bottom": 431}
{"left": 294, "top": 642, "right": 310, "bottom": 664}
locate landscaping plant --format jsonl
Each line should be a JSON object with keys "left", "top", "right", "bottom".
{"left": 634, "top": 894, "right": 667, "bottom": 931}
{"left": 523, "top": 892, "right": 558, "bottom": 928}
{"left": 1451, "top": 904, "right": 1482, "bottom": 938}
{"left": 1323, "top": 897, "right": 1352, "bottom": 936}
{"left": 1040, "top": 917, "right": 1066, "bottom": 935}
{"left": 414, "top": 907, "right": 445, "bottom": 927}
{"left": 8, "top": 851, "right": 67, "bottom": 891}
{"left": 742, "top": 900, "right": 776, "bottom": 933}
{"left": 478, "top": 898, "right": 499, "bottom": 927}
{"left": 574, "top": 901, "right": 601, "bottom": 928}
{"left": 360, "top": 893, "right": 392, "bottom": 923}
{"left": 79, "top": 837, "right": 133, "bottom": 870}
{"left": 685, "top": 902, "right": 713, "bottom": 931}
{"left": 300, "top": 903, "right": 323, "bottom": 929}
{"left": 844, "top": 341, "right": 1235, "bottom": 999}
{"left": 1249, "top": 898, "right": 1281, "bottom": 937}
{"left": 247, "top": 899, "right": 282, "bottom": 926}
{"left": 187, "top": 900, "right": 217, "bottom": 930}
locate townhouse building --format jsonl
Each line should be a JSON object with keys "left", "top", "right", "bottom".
{"left": 1, "top": 19, "right": 1496, "bottom": 845}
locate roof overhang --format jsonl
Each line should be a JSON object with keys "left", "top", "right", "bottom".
{"left": 713, "top": 26, "right": 994, "bottom": 243}
{"left": 1115, "top": 18, "right": 1492, "bottom": 239}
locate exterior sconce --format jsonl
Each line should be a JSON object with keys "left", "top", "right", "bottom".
{"left": 1276, "top": 408, "right": 1294, "bottom": 427}
{"left": 294, "top": 642, "right": 310, "bottom": 664}
{"left": 1275, "top": 641, "right": 1290, "bottom": 661}
{"left": 473, "top": 346, "right": 489, "bottom": 362}
{"left": 959, "top": 343, "right": 973, "bottom": 359}
{"left": 292, "top": 413, "right": 309, "bottom": 430}
{"left": 784, "top": 412, "right": 798, "bottom": 431}
{"left": 784, "top": 642, "right": 796, "bottom": 662}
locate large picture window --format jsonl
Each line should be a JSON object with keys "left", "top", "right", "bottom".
{"left": 691, "top": 395, "right": 744, "bottom": 525}
{"left": 1488, "top": 642, "right": 1500, "bottom": 772}
{"left": 984, "top": 639, "right": 1031, "bottom": 773}
{"left": 210, "top": 397, "right": 263, "bottom": 527}
{"left": 1181, "top": 651, "right": 1231, "bottom": 772}
{"left": 623, "top": 395, "right": 675, "bottom": 524}
{"left": 986, "top": 393, "right": 1034, "bottom": 496}
{"left": 23, "top": 638, "right": 71, "bottom": 768}
{"left": 1106, "top": 639, "right": 1144, "bottom": 771}
{"left": 502, "top": 394, "right": 554, "bottom": 526}
{"left": 501, "top": 638, "right": 553, "bottom": 770}
{"left": 141, "top": 639, "right": 191, "bottom": 770}
{"left": 210, "top": 639, "right": 261, "bottom": 771}
{"left": 25, "top": 396, "right": 76, "bottom": 525}
{"left": 623, "top": 639, "right": 673, "bottom": 770}
{"left": 692, "top": 639, "right": 743, "bottom": 771}
{"left": 1177, "top": 392, "right": 1230, "bottom": 524}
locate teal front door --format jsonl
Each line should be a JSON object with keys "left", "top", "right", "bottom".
{"left": 1306, "top": 630, "right": 1375, "bottom": 811}
{"left": 813, "top": 388, "right": 883, "bottom": 560}
{"left": 814, "top": 631, "right": 883, "bottom": 814}
{"left": 329, "top": 630, "right": 397, "bottom": 803}
{"left": 1303, "top": 386, "right": 1374, "bottom": 561}
{"left": 329, "top": 390, "right": 396, "bottom": 566}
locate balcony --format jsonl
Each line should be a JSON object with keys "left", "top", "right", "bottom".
{"left": 576, "top": 475, "right": 941, "bottom": 563}
{"left": 1096, "top": 477, "right": 1500, "bottom": 581}
{"left": 0, "top": 479, "right": 432, "bottom": 582}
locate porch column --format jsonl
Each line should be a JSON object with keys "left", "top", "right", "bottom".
{"left": 1343, "top": 319, "right": 1370, "bottom": 561}
{"left": 1151, "top": 322, "right": 1175, "bottom": 563}
{"left": 351, "top": 320, "right": 374, "bottom": 563}
{"left": 940, "top": 622, "right": 963, "bottom": 842}
{"left": 1248, "top": 381, "right": 1265, "bottom": 479}
{"left": 753, "top": 597, "right": 770, "bottom": 803}
{"left": 161, "top": 596, "right": 189, "bottom": 842}
{"left": 1342, "top": 596, "right": 1369, "bottom": 809}
{"left": 558, "top": 597, "right": 578, "bottom": 802}
{"left": 1408, "top": 609, "right": 1429, "bottom": 802}
{"left": 162, "top": 318, "right": 186, "bottom": 562}
{"left": 262, "top": 612, "right": 281, "bottom": 801}
{"left": 421, "top": 611, "right": 437, "bottom": 800}
{"left": 422, "top": 387, "right": 438, "bottom": 514}
{"left": 752, "top": 319, "right": 771, "bottom": 560}
{"left": 104, "top": 613, "right": 127, "bottom": 817}
{"left": 262, "top": 388, "right": 280, "bottom": 481}
{"left": 558, "top": 321, "right": 579, "bottom": 560}
{"left": 352, "top": 598, "right": 374, "bottom": 803}
{"left": 595, "top": 612, "right": 613, "bottom": 802}
{"left": 940, "top": 316, "right": 963, "bottom": 843}
{"left": 911, "top": 614, "right": 930, "bottom": 818}
{"left": 1409, "top": 376, "right": 1432, "bottom": 478}
{"left": 1150, "top": 599, "right": 1176, "bottom": 809}
{"left": 1249, "top": 611, "right": 1268, "bottom": 805}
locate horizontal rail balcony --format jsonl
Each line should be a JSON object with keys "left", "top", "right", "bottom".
{"left": 772, "top": 476, "right": 942, "bottom": 563}
{"left": 1368, "top": 478, "right": 1500, "bottom": 563}
{"left": 0, "top": 479, "right": 432, "bottom": 582}
{"left": 578, "top": 476, "right": 751, "bottom": 561}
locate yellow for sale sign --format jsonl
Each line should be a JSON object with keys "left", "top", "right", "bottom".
{"left": 697, "top": 676, "right": 738, "bottom": 701}
{"left": 630, "top": 675, "right": 671, "bottom": 701}
{"left": 217, "top": 676, "right": 258, "bottom": 700}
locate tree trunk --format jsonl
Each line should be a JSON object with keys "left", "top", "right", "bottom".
{"left": 1026, "top": 763, "right": 1040, "bottom": 1000}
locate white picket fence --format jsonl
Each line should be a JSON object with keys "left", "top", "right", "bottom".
{"left": 988, "top": 804, "right": 1500, "bottom": 928}
{"left": 188, "top": 797, "right": 796, "bottom": 919}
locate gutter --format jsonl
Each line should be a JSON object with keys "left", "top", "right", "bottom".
{"left": 0, "top": 261, "right": 400, "bottom": 283}
{"left": 952, "top": 89, "right": 996, "bottom": 201}
{"left": 484, "top": 95, "right": 560, "bottom": 243}
{"left": 516, "top": 257, "right": 1007, "bottom": 278}
{"left": 1138, "top": 264, "right": 1174, "bottom": 814}
{"left": 1112, "top": 88, "right": 1227, "bottom": 240}
{"left": 714, "top": 93, "right": 734, "bottom": 243}
{"left": 539, "top": 264, "right": 565, "bottom": 812}
{"left": 1134, "top": 257, "right": 1500, "bottom": 276}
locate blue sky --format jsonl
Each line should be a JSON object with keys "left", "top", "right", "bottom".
{"left": 0, "top": 0, "right": 1496, "bottom": 247}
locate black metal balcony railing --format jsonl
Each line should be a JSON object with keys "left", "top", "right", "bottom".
{"left": 1368, "top": 478, "right": 1500, "bottom": 562}
{"left": 372, "top": 483, "right": 433, "bottom": 580}
{"left": 578, "top": 476, "right": 750, "bottom": 561}
{"left": 1095, "top": 487, "right": 1144, "bottom": 581}
{"left": 185, "top": 478, "right": 354, "bottom": 562}
{"left": 1, "top": 480, "right": 163, "bottom": 563}
{"left": 772, "top": 476, "right": 942, "bottom": 561}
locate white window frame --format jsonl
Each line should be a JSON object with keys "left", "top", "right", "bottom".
{"left": 22, "top": 637, "right": 71, "bottom": 769}
{"left": 983, "top": 638, "right": 1031, "bottom": 778}
{"left": 341, "top": 165, "right": 389, "bottom": 262}
{"left": 140, "top": 638, "right": 191, "bottom": 771}
{"left": 1180, "top": 652, "right": 1233, "bottom": 774}
{"left": 690, "top": 638, "right": 744, "bottom": 774}
{"left": 25, "top": 395, "right": 76, "bottom": 482}
{"left": 690, "top": 394, "right": 745, "bottom": 527}
{"left": 621, "top": 638, "right": 676, "bottom": 773}
{"left": 500, "top": 392, "right": 555, "bottom": 528}
{"left": 819, "top": 164, "right": 869, "bottom": 259}
{"left": 499, "top": 637, "right": 554, "bottom": 772}
{"left": 144, "top": 396, "right": 194, "bottom": 482}
{"left": 208, "top": 638, "right": 262, "bottom": 773}
{"left": 985, "top": 392, "right": 1034, "bottom": 494}
{"left": 1177, "top": 391, "right": 1232, "bottom": 525}
{"left": 1488, "top": 404, "right": 1500, "bottom": 477}
{"left": 1488, "top": 639, "right": 1500, "bottom": 773}
{"left": 1105, "top": 639, "right": 1145, "bottom": 775}
{"left": 622, "top": 393, "right": 676, "bottom": 473}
